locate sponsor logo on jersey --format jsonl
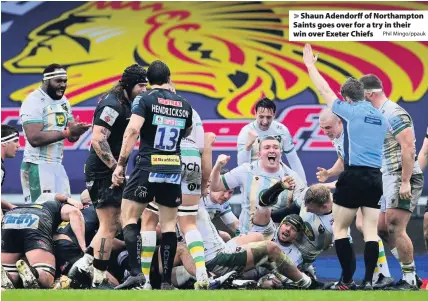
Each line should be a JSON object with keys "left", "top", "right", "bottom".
{"left": 153, "top": 114, "right": 185, "bottom": 129}
{"left": 303, "top": 222, "right": 315, "bottom": 241}
{"left": 158, "top": 98, "right": 182, "bottom": 107}
{"left": 151, "top": 155, "right": 180, "bottom": 165}
{"left": 2, "top": 213, "right": 39, "bottom": 230}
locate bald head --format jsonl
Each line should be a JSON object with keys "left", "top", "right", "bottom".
{"left": 319, "top": 108, "right": 342, "bottom": 140}
{"left": 319, "top": 108, "right": 339, "bottom": 123}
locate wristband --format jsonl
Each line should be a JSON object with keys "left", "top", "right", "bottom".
{"left": 62, "top": 128, "right": 71, "bottom": 138}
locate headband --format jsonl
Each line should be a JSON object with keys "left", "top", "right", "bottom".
{"left": 364, "top": 88, "right": 383, "bottom": 93}
{"left": 1, "top": 132, "right": 19, "bottom": 144}
{"left": 43, "top": 69, "right": 67, "bottom": 81}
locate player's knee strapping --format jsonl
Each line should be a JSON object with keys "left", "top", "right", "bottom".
{"left": 33, "top": 263, "right": 56, "bottom": 277}
{"left": 3, "top": 263, "right": 18, "bottom": 275}
{"left": 146, "top": 203, "right": 159, "bottom": 215}
{"left": 178, "top": 204, "right": 199, "bottom": 216}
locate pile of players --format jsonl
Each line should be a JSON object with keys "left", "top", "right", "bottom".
{"left": 1, "top": 43, "right": 427, "bottom": 291}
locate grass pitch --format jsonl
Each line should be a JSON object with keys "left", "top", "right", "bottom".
{"left": 1, "top": 290, "right": 427, "bottom": 301}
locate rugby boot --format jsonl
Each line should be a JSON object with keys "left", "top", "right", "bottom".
{"left": 329, "top": 280, "right": 357, "bottom": 290}
{"left": 358, "top": 280, "right": 373, "bottom": 290}
{"left": 16, "top": 260, "right": 39, "bottom": 289}
{"left": 416, "top": 274, "right": 423, "bottom": 288}
{"left": 52, "top": 275, "right": 71, "bottom": 290}
{"left": 194, "top": 273, "right": 210, "bottom": 290}
{"left": 115, "top": 273, "right": 145, "bottom": 290}
{"left": 68, "top": 254, "right": 93, "bottom": 279}
{"left": 161, "top": 282, "right": 178, "bottom": 290}
{"left": 93, "top": 278, "right": 115, "bottom": 290}
{"left": 209, "top": 271, "right": 237, "bottom": 289}
{"left": 1, "top": 265, "right": 14, "bottom": 289}
{"left": 373, "top": 273, "right": 394, "bottom": 290}
{"left": 385, "top": 279, "right": 418, "bottom": 291}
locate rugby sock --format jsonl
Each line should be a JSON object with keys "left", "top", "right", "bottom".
{"left": 140, "top": 231, "right": 157, "bottom": 283}
{"left": 160, "top": 232, "right": 177, "bottom": 284}
{"left": 373, "top": 237, "right": 391, "bottom": 281}
{"left": 363, "top": 241, "right": 379, "bottom": 284}
{"left": 184, "top": 230, "right": 208, "bottom": 280}
{"left": 401, "top": 261, "right": 416, "bottom": 286}
{"left": 93, "top": 259, "right": 109, "bottom": 284}
{"left": 123, "top": 224, "right": 142, "bottom": 277}
{"left": 335, "top": 238, "right": 355, "bottom": 283}
{"left": 391, "top": 247, "right": 400, "bottom": 262}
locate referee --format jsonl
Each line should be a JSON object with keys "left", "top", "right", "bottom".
{"left": 303, "top": 44, "right": 387, "bottom": 290}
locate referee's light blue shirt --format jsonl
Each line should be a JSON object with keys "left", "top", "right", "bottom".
{"left": 332, "top": 99, "right": 387, "bottom": 168}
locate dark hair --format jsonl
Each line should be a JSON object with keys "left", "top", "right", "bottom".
{"left": 255, "top": 97, "right": 276, "bottom": 114}
{"left": 1, "top": 124, "right": 19, "bottom": 137}
{"left": 304, "top": 184, "right": 331, "bottom": 206}
{"left": 359, "top": 74, "right": 383, "bottom": 90}
{"left": 340, "top": 78, "right": 364, "bottom": 102}
{"left": 147, "top": 60, "right": 170, "bottom": 86}
{"left": 220, "top": 168, "right": 229, "bottom": 175}
{"left": 43, "top": 63, "right": 65, "bottom": 74}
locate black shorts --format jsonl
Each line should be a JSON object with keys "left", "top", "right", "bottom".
{"left": 86, "top": 177, "right": 124, "bottom": 209}
{"left": 1, "top": 209, "right": 53, "bottom": 254}
{"left": 54, "top": 239, "right": 83, "bottom": 277}
{"left": 123, "top": 168, "right": 182, "bottom": 208}
{"left": 333, "top": 166, "right": 382, "bottom": 209}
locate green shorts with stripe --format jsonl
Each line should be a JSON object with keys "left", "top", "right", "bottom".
{"left": 206, "top": 243, "right": 247, "bottom": 276}
{"left": 21, "top": 162, "right": 71, "bottom": 204}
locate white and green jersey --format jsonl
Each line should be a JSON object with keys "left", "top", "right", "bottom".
{"left": 221, "top": 160, "right": 301, "bottom": 234}
{"left": 272, "top": 223, "right": 304, "bottom": 268}
{"left": 181, "top": 108, "right": 204, "bottom": 151}
{"left": 197, "top": 198, "right": 226, "bottom": 262}
{"left": 202, "top": 194, "right": 237, "bottom": 226}
{"left": 19, "top": 88, "right": 74, "bottom": 164}
{"left": 378, "top": 100, "right": 421, "bottom": 175}
{"left": 237, "top": 120, "right": 294, "bottom": 164}
{"left": 332, "top": 131, "right": 344, "bottom": 159}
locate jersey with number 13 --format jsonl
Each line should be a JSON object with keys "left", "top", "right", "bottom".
{"left": 131, "top": 88, "right": 193, "bottom": 174}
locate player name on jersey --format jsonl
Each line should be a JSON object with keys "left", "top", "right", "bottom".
{"left": 151, "top": 105, "right": 190, "bottom": 118}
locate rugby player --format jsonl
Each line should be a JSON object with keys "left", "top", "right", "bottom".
{"left": 316, "top": 108, "right": 394, "bottom": 289}
{"left": 139, "top": 83, "right": 213, "bottom": 290}
{"left": 211, "top": 136, "right": 306, "bottom": 237}
{"left": 361, "top": 74, "right": 424, "bottom": 290}
{"left": 112, "top": 60, "right": 193, "bottom": 290}
{"left": 19, "top": 64, "right": 90, "bottom": 204}
{"left": 418, "top": 127, "right": 428, "bottom": 252}
{"left": 303, "top": 44, "right": 387, "bottom": 290}
{"left": 237, "top": 98, "right": 306, "bottom": 183}
{"left": 1, "top": 124, "right": 20, "bottom": 215}
{"left": 72, "top": 64, "right": 148, "bottom": 289}
{"left": 1, "top": 196, "right": 85, "bottom": 289}
{"left": 207, "top": 168, "right": 318, "bottom": 289}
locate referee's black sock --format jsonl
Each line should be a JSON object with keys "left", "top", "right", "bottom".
{"left": 123, "top": 223, "right": 142, "bottom": 277}
{"left": 161, "top": 232, "right": 177, "bottom": 284}
{"left": 363, "top": 241, "right": 379, "bottom": 283}
{"left": 335, "top": 238, "right": 356, "bottom": 283}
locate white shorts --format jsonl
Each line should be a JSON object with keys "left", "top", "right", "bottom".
{"left": 180, "top": 147, "right": 202, "bottom": 195}
{"left": 251, "top": 219, "right": 276, "bottom": 241}
{"left": 21, "top": 162, "right": 71, "bottom": 204}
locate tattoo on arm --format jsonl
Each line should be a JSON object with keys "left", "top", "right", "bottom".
{"left": 118, "top": 127, "right": 139, "bottom": 167}
{"left": 92, "top": 128, "right": 117, "bottom": 169}
{"left": 98, "top": 238, "right": 107, "bottom": 260}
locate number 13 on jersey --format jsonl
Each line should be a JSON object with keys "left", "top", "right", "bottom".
{"left": 152, "top": 115, "right": 186, "bottom": 151}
